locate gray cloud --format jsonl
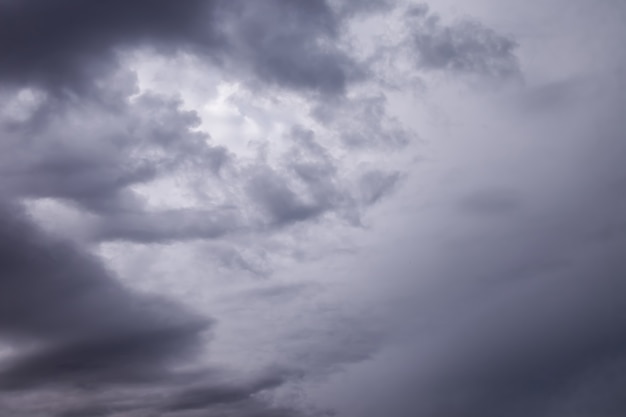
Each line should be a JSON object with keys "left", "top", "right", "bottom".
{"left": 92, "top": 208, "right": 242, "bottom": 243}
{"left": 330, "top": 0, "right": 397, "bottom": 19}
{"left": 0, "top": 0, "right": 218, "bottom": 91}
{"left": 243, "top": 126, "right": 400, "bottom": 230}
{"left": 247, "top": 166, "right": 327, "bottom": 227}
{"left": 317, "top": 62, "right": 626, "bottom": 417}
{"left": 218, "top": 0, "right": 359, "bottom": 95}
{"left": 0, "top": 0, "right": 360, "bottom": 95}
{"left": 0, "top": 0, "right": 418, "bottom": 246}
{"left": 0, "top": 83, "right": 221, "bottom": 211}
{"left": 456, "top": 187, "right": 522, "bottom": 216}
{"left": 0, "top": 201, "right": 209, "bottom": 387}
{"left": 162, "top": 372, "right": 287, "bottom": 412}
{"left": 246, "top": 127, "right": 347, "bottom": 227}
{"left": 52, "top": 370, "right": 301, "bottom": 417}
{"left": 357, "top": 170, "right": 402, "bottom": 206}
{"left": 311, "top": 94, "right": 413, "bottom": 149}
{"left": 0, "top": 1, "right": 556, "bottom": 416}
{"left": 0, "top": 1, "right": 410, "bottom": 412}
{"left": 406, "top": 4, "right": 520, "bottom": 79}
{"left": 0, "top": 200, "right": 309, "bottom": 415}
{"left": 385, "top": 228, "right": 626, "bottom": 417}
{"left": 1, "top": 73, "right": 402, "bottom": 245}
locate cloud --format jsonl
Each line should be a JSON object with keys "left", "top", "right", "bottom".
{"left": 1, "top": 78, "right": 402, "bottom": 245}
{"left": 0, "top": 0, "right": 217, "bottom": 91}
{"left": 456, "top": 187, "right": 522, "bottom": 216}
{"left": 312, "top": 51, "right": 626, "bottom": 417}
{"left": 0, "top": 81, "right": 218, "bottom": 209}
{"left": 162, "top": 372, "right": 286, "bottom": 412}
{"left": 330, "top": 0, "right": 397, "bottom": 19}
{"left": 0, "top": 200, "right": 309, "bottom": 415}
{"left": 0, "top": 73, "right": 248, "bottom": 244}
{"left": 245, "top": 127, "right": 348, "bottom": 227}
{"left": 217, "top": 0, "right": 359, "bottom": 95}
{"left": 311, "top": 94, "right": 413, "bottom": 149}
{"left": 407, "top": 5, "right": 519, "bottom": 78}
{"left": 405, "top": 4, "right": 520, "bottom": 79}
{"left": 92, "top": 208, "right": 242, "bottom": 243}
{"left": 0, "top": 201, "right": 209, "bottom": 387}
{"left": 0, "top": 0, "right": 360, "bottom": 95}
{"left": 0, "top": 0, "right": 546, "bottom": 416}
{"left": 0, "top": 1, "right": 415, "bottom": 411}
{"left": 357, "top": 170, "right": 402, "bottom": 206}
{"left": 52, "top": 370, "right": 300, "bottom": 417}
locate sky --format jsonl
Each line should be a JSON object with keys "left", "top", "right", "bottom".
{"left": 0, "top": 0, "right": 625, "bottom": 416}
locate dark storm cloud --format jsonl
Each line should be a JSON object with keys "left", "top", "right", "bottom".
{"left": 0, "top": 0, "right": 358, "bottom": 95}
{"left": 1, "top": 323, "right": 207, "bottom": 389}
{"left": 0, "top": 201, "right": 304, "bottom": 416}
{"left": 338, "top": 200, "right": 626, "bottom": 416}
{"left": 386, "top": 225, "right": 626, "bottom": 417}
{"left": 53, "top": 370, "right": 300, "bottom": 417}
{"left": 0, "top": 0, "right": 218, "bottom": 91}
{"left": 162, "top": 371, "right": 286, "bottom": 412}
{"left": 0, "top": 201, "right": 209, "bottom": 389}
{"left": 405, "top": 4, "right": 520, "bottom": 78}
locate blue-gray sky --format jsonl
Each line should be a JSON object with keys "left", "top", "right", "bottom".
{"left": 0, "top": 0, "right": 625, "bottom": 416}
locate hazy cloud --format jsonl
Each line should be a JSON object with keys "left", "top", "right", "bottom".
{"left": 314, "top": 50, "right": 626, "bottom": 417}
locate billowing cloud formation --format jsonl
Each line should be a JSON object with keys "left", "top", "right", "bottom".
{"left": 0, "top": 0, "right": 570, "bottom": 416}
{"left": 0, "top": 77, "right": 401, "bottom": 244}
{"left": 0, "top": 0, "right": 415, "bottom": 414}
{"left": 0, "top": 0, "right": 358, "bottom": 95}
{"left": 0, "top": 0, "right": 217, "bottom": 89}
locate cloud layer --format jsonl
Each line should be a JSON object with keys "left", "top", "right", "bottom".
{"left": 5, "top": 0, "right": 622, "bottom": 416}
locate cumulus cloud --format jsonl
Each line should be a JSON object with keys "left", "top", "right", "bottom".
{"left": 0, "top": 84, "right": 218, "bottom": 209}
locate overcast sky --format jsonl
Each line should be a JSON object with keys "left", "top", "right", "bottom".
{"left": 0, "top": 0, "right": 625, "bottom": 416}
